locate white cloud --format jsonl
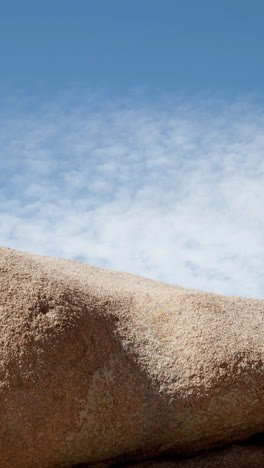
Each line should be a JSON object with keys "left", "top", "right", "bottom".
{"left": 0, "top": 96, "right": 264, "bottom": 298}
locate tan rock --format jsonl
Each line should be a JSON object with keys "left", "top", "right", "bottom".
{"left": 0, "top": 246, "right": 264, "bottom": 468}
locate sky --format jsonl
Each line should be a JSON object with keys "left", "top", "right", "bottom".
{"left": 1, "top": 1, "right": 264, "bottom": 298}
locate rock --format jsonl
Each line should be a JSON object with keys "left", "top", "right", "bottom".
{"left": 0, "top": 246, "right": 264, "bottom": 468}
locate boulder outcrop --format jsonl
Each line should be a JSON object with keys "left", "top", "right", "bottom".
{"left": 0, "top": 246, "right": 263, "bottom": 467}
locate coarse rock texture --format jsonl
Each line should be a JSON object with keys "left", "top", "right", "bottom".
{"left": 0, "top": 246, "right": 264, "bottom": 468}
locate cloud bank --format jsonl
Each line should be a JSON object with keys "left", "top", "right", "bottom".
{"left": 1, "top": 95, "right": 264, "bottom": 298}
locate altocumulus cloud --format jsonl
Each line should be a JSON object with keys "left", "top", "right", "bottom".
{"left": 0, "top": 95, "right": 264, "bottom": 298}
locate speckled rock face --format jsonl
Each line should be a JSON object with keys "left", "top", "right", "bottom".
{"left": 0, "top": 246, "right": 264, "bottom": 467}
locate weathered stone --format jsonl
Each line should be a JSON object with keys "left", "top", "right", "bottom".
{"left": 0, "top": 246, "right": 264, "bottom": 467}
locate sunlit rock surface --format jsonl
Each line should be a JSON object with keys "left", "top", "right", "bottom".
{"left": 0, "top": 246, "right": 263, "bottom": 467}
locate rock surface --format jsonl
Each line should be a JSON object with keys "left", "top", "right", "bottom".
{"left": 0, "top": 246, "right": 264, "bottom": 467}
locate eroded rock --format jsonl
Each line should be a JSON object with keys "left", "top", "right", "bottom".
{"left": 0, "top": 246, "right": 264, "bottom": 467}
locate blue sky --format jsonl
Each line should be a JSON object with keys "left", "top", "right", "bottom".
{"left": 1, "top": 1, "right": 264, "bottom": 100}
{"left": 1, "top": 1, "right": 264, "bottom": 298}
